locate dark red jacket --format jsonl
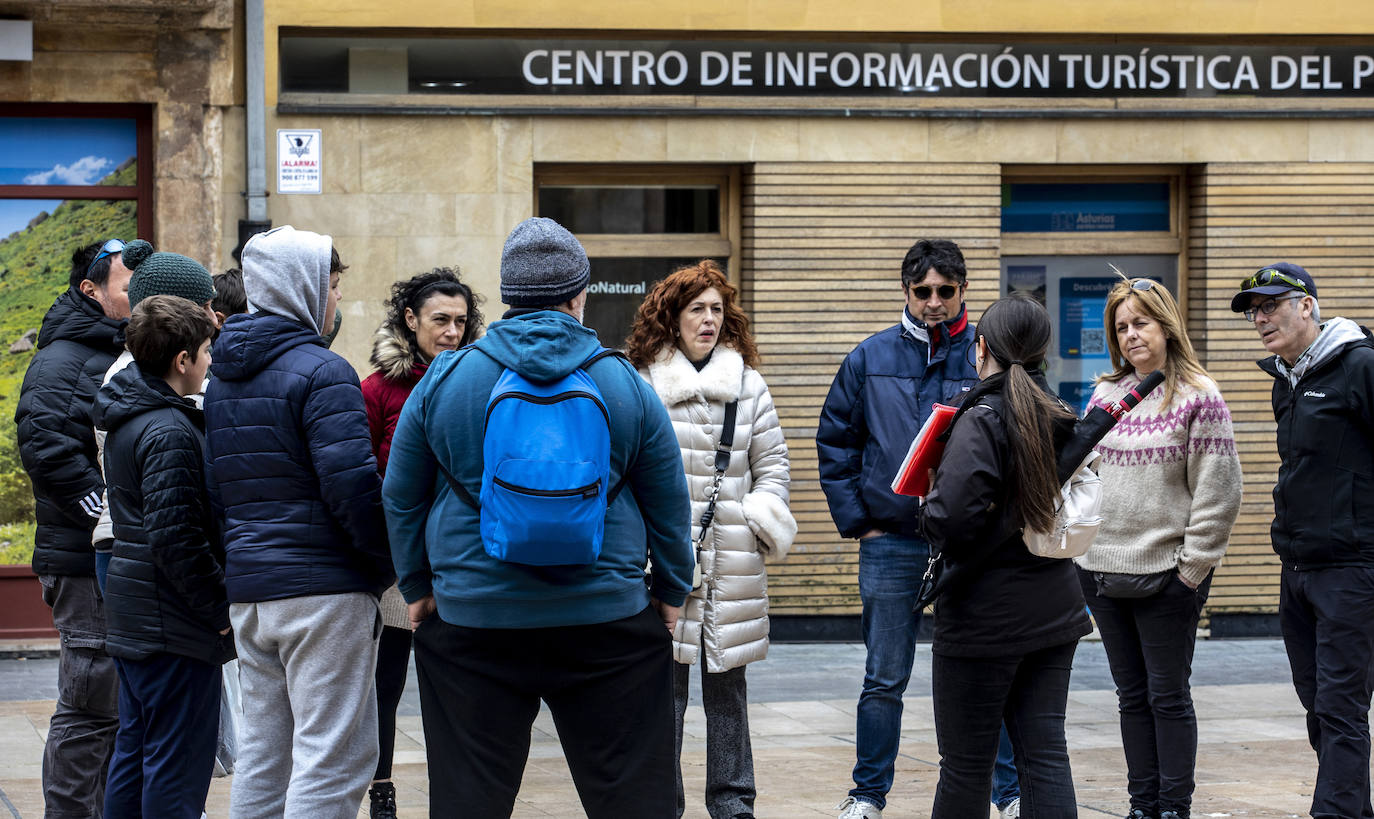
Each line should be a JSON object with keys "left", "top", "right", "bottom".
{"left": 361, "top": 363, "right": 425, "bottom": 476}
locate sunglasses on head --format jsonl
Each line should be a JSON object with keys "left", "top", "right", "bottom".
{"left": 86, "top": 239, "right": 127, "bottom": 279}
{"left": 1242, "top": 268, "right": 1310, "bottom": 295}
{"left": 911, "top": 284, "right": 959, "bottom": 300}
{"left": 1129, "top": 278, "right": 1158, "bottom": 292}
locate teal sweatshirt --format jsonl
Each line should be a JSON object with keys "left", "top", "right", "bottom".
{"left": 382, "top": 310, "right": 693, "bottom": 628}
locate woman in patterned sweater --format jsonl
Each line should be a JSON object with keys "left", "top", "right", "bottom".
{"left": 1074, "top": 277, "right": 1243, "bottom": 819}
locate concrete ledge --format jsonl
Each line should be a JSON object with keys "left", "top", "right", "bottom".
{"left": 0, "top": 639, "right": 59, "bottom": 659}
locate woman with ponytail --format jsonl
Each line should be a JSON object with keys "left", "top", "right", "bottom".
{"left": 921, "top": 294, "right": 1091, "bottom": 818}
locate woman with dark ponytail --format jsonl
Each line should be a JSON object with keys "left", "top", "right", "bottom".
{"left": 921, "top": 295, "right": 1091, "bottom": 818}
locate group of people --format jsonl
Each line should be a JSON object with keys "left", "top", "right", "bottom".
{"left": 12, "top": 216, "right": 1372, "bottom": 819}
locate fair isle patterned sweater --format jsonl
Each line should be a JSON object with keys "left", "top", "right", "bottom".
{"left": 1073, "top": 373, "right": 1243, "bottom": 586}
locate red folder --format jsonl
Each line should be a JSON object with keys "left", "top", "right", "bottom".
{"left": 890, "top": 403, "right": 959, "bottom": 498}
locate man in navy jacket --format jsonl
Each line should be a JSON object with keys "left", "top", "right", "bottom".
{"left": 204, "top": 225, "right": 392, "bottom": 819}
{"left": 818, "top": 239, "right": 983, "bottom": 819}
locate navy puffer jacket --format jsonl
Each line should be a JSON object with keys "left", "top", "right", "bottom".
{"left": 97, "top": 364, "right": 233, "bottom": 665}
{"left": 204, "top": 312, "right": 393, "bottom": 603}
{"left": 816, "top": 307, "right": 979, "bottom": 539}
{"left": 15, "top": 289, "right": 126, "bottom": 576}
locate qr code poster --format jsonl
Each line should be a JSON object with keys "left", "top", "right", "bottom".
{"left": 1080, "top": 327, "right": 1106, "bottom": 356}
{"left": 277, "top": 129, "right": 322, "bottom": 194}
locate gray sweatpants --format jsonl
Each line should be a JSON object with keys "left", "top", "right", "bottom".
{"left": 228, "top": 592, "right": 381, "bottom": 819}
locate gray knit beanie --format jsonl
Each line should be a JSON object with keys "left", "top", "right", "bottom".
{"left": 499, "top": 217, "right": 590, "bottom": 307}
{"left": 123, "top": 239, "right": 215, "bottom": 310}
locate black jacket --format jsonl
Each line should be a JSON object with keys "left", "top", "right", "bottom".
{"left": 1260, "top": 331, "right": 1374, "bottom": 569}
{"left": 96, "top": 364, "right": 233, "bottom": 664}
{"left": 920, "top": 376, "right": 1091, "bottom": 658}
{"left": 15, "top": 289, "right": 126, "bottom": 576}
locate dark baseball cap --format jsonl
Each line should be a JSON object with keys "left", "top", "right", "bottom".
{"left": 1230, "top": 262, "right": 1318, "bottom": 313}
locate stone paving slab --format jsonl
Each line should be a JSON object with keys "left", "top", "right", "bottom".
{"left": 0, "top": 641, "right": 1341, "bottom": 817}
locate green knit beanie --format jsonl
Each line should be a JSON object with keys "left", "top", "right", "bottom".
{"left": 124, "top": 239, "right": 216, "bottom": 310}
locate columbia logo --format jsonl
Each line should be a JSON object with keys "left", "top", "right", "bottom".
{"left": 1303, "top": 390, "right": 1327, "bottom": 398}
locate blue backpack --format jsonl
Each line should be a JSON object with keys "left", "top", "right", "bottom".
{"left": 442, "top": 348, "right": 628, "bottom": 566}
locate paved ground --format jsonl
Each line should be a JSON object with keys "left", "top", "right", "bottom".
{"left": 0, "top": 638, "right": 1330, "bottom": 818}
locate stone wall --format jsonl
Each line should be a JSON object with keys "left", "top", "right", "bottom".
{"left": 0, "top": 0, "right": 240, "bottom": 266}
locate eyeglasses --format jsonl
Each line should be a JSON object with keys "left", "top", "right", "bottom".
{"left": 911, "top": 284, "right": 959, "bottom": 300}
{"left": 1130, "top": 278, "right": 1158, "bottom": 292}
{"left": 1242, "top": 268, "right": 1310, "bottom": 295}
{"left": 1242, "top": 293, "right": 1303, "bottom": 322}
{"left": 85, "top": 239, "right": 126, "bottom": 279}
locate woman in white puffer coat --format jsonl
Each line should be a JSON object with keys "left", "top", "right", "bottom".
{"left": 627, "top": 259, "right": 796, "bottom": 819}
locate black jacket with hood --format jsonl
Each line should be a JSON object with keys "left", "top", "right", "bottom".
{"left": 919, "top": 372, "right": 1091, "bottom": 658}
{"left": 15, "top": 288, "right": 126, "bottom": 576}
{"left": 1259, "top": 318, "right": 1374, "bottom": 569}
{"left": 96, "top": 363, "right": 233, "bottom": 664}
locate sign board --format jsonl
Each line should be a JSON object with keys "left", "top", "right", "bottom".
{"left": 283, "top": 36, "right": 1374, "bottom": 99}
{"left": 0, "top": 21, "right": 32, "bottom": 62}
{"left": 277, "top": 129, "right": 321, "bottom": 194}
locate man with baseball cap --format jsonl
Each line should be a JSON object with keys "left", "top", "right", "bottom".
{"left": 1233, "top": 262, "right": 1374, "bottom": 818}
{"left": 382, "top": 217, "right": 693, "bottom": 816}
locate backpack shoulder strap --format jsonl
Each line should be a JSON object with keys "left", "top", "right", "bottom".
{"left": 578, "top": 347, "right": 636, "bottom": 503}
{"left": 423, "top": 347, "right": 482, "bottom": 510}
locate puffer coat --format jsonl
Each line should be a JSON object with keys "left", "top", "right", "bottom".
{"left": 641, "top": 345, "right": 795, "bottom": 672}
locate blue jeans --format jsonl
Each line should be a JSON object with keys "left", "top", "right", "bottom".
{"left": 931, "top": 641, "right": 1079, "bottom": 819}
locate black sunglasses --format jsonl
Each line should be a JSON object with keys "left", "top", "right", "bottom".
{"left": 85, "top": 239, "right": 127, "bottom": 280}
{"left": 911, "top": 284, "right": 959, "bottom": 300}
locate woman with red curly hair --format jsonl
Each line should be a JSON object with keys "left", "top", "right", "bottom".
{"left": 626, "top": 260, "right": 796, "bottom": 819}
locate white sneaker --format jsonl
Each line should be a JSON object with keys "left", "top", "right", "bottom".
{"left": 999, "top": 797, "right": 1021, "bottom": 818}
{"left": 836, "top": 796, "right": 883, "bottom": 819}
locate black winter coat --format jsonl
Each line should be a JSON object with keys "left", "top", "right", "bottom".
{"left": 96, "top": 364, "right": 233, "bottom": 664}
{"left": 204, "top": 312, "right": 392, "bottom": 604}
{"left": 15, "top": 289, "right": 126, "bottom": 576}
{"left": 1260, "top": 334, "right": 1374, "bottom": 569}
{"left": 920, "top": 377, "right": 1091, "bottom": 658}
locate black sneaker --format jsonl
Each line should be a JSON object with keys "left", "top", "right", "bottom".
{"left": 1159, "top": 812, "right": 1183, "bottom": 819}
{"left": 1125, "top": 811, "right": 1153, "bottom": 819}
{"left": 369, "top": 781, "right": 397, "bottom": 819}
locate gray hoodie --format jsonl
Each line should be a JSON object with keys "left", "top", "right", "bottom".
{"left": 241, "top": 225, "right": 332, "bottom": 334}
{"left": 1275, "top": 316, "right": 1367, "bottom": 388}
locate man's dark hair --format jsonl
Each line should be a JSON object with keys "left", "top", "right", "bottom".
{"left": 213, "top": 268, "right": 248, "bottom": 317}
{"left": 901, "top": 238, "right": 967, "bottom": 289}
{"left": 330, "top": 246, "right": 348, "bottom": 275}
{"left": 69, "top": 241, "right": 118, "bottom": 289}
{"left": 125, "top": 295, "right": 217, "bottom": 377}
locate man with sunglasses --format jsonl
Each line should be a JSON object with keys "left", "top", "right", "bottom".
{"left": 15, "top": 238, "right": 134, "bottom": 817}
{"left": 1232, "top": 262, "right": 1374, "bottom": 819}
{"left": 818, "top": 239, "right": 986, "bottom": 819}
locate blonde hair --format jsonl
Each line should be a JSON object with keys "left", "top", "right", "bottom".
{"left": 1098, "top": 269, "right": 1209, "bottom": 408}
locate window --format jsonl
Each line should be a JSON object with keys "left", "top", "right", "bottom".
{"left": 535, "top": 165, "right": 739, "bottom": 348}
{"left": 1000, "top": 168, "right": 1183, "bottom": 413}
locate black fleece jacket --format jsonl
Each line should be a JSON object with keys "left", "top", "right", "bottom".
{"left": 920, "top": 374, "right": 1091, "bottom": 658}
{"left": 96, "top": 363, "right": 233, "bottom": 665}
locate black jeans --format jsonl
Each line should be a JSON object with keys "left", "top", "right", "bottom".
{"left": 413, "top": 605, "right": 676, "bottom": 819}
{"left": 673, "top": 662, "right": 754, "bottom": 819}
{"left": 931, "top": 640, "right": 1079, "bottom": 819}
{"left": 1079, "top": 568, "right": 1210, "bottom": 818}
{"left": 374, "top": 625, "right": 413, "bottom": 781}
{"left": 1280, "top": 565, "right": 1374, "bottom": 819}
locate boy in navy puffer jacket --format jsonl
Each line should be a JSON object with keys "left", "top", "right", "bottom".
{"left": 203, "top": 226, "right": 393, "bottom": 819}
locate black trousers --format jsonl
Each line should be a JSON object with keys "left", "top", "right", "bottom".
{"left": 1280, "top": 565, "right": 1374, "bottom": 819}
{"left": 374, "top": 625, "right": 414, "bottom": 780}
{"left": 1079, "top": 568, "right": 1210, "bottom": 818}
{"left": 414, "top": 605, "right": 676, "bottom": 819}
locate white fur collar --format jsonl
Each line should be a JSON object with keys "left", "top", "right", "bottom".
{"left": 646, "top": 345, "right": 744, "bottom": 406}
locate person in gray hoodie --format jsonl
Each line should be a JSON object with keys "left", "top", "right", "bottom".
{"left": 1233, "top": 262, "right": 1374, "bottom": 819}
{"left": 203, "top": 225, "right": 393, "bottom": 819}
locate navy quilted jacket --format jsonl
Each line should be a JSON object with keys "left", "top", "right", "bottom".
{"left": 203, "top": 312, "right": 393, "bottom": 603}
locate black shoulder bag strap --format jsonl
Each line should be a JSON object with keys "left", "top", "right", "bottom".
{"left": 694, "top": 399, "right": 739, "bottom": 549}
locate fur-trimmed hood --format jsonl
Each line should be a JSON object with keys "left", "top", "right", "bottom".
{"left": 645, "top": 344, "right": 745, "bottom": 406}
{"left": 369, "top": 322, "right": 418, "bottom": 381}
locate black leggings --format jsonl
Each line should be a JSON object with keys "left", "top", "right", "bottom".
{"left": 374, "top": 625, "right": 414, "bottom": 780}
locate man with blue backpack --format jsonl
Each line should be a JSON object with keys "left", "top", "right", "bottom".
{"left": 382, "top": 217, "right": 694, "bottom": 818}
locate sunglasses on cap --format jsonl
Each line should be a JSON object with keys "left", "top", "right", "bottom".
{"left": 1241, "top": 268, "right": 1310, "bottom": 295}
{"left": 911, "top": 283, "right": 959, "bottom": 300}
{"left": 85, "top": 239, "right": 127, "bottom": 279}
